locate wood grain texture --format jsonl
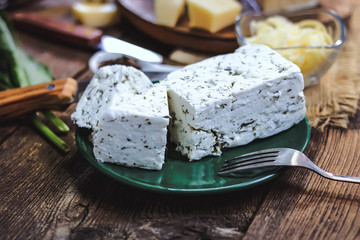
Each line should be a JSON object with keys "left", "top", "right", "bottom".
{"left": 0, "top": 104, "right": 271, "bottom": 239}
{"left": 242, "top": 127, "right": 360, "bottom": 240}
{"left": 0, "top": 124, "right": 20, "bottom": 143}
{"left": 17, "top": 32, "right": 90, "bottom": 80}
{"left": 12, "top": 12, "right": 103, "bottom": 49}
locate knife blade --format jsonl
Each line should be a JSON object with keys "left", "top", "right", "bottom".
{"left": 98, "top": 35, "right": 163, "bottom": 63}
{"left": 11, "top": 11, "right": 163, "bottom": 63}
{"left": 88, "top": 51, "right": 182, "bottom": 75}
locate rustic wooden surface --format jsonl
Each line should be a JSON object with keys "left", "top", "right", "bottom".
{"left": 1, "top": 1, "right": 360, "bottom": 239}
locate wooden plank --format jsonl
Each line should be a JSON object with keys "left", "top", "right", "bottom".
{"left": 17, "top": 31, "right": 90, "bottom": 80}
{"left": 0, "top": 102, "right": 270, "bottom": 239}
{"left": 0, "top": 123, "right": 19, "bottom": 143}
{"left": 242, "top": 127, "right": 360, "bottom": 240}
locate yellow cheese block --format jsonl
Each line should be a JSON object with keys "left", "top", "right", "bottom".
{"left": 187, "top": 0, "right": 242, "bottom": 33}
{"left": 72, "top": 2, "right": 119, "bottom": 28}
{"left": 155, "top": 0, "right": 185, "bottom": 27}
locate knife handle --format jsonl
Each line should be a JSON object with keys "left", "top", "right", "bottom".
{"left": 11, "top": 12, "right": 103, "bottom": 49}
{"left": 0, "top": 78, "right": 78, "bottom": 122}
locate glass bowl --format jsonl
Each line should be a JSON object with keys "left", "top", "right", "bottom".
{"left": 235, "top": 8, "right": 346, "bottom": 87}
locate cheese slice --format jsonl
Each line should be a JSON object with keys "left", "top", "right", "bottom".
{"left": 155, "top": 0, "right": 185, "bottom": 27}
{"left": 161, "top": 44, "right": 306, "bottom": 161}
{"left": 72, "top": 65, "right": 170, "bottom": 170}
{"left": 187, "top": 0, "right": 242, "bottom": 33}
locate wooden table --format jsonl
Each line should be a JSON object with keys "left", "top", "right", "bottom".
{"left": 1, "top": 1, "right": 360, "bottom": 239}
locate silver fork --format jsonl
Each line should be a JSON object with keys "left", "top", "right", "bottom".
{"left": 218, "top": 148, "right": 360, "bottom": 183}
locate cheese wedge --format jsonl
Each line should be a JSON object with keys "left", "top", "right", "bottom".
{"left": 72, "top": 65, "right": 170, "bottom": 170}
{"left": 162, "top": 44, "right": 306, "bottom": 160}
{"left": 72, "top": 2, "right": 118, "bottom": 27}
{"left": 155, "top": 0, "right": 185, "bottom": 27}
{"left": 187, "top": 0, "right": 242, "bottom": 33}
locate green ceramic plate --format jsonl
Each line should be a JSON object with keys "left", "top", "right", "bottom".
{"left": 76, "top": 118, "right": 310, "bottom": 194}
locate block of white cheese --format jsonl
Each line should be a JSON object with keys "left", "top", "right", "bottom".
{"left": 72, "top": 65, "right": 170, "bottom": 170}
{"left": 155, "top": 0, "right": 185, "bottom": 27}
{"left": 187, "top": 0, "right": 242, "bottom": 33}
{"left": 161, "top": 44, "right": 306, "bottom": 161}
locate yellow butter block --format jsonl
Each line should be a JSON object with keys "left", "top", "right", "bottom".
{"left": 155, "top": 0, "right": 186, "bottom": 27}
{"left": 187, "top": 0, "right": 242, "bottom": 33}
{"left": 72, "top": 2, "right": 119, "bottom": 28}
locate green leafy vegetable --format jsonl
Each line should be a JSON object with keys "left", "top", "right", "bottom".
{"left": 0, "top": 13, "right": 26, "bottom": 89}
{"left": 0, "top": 11, "right": 70, "bottom": 152}
{"left": 0, "top": 12, "right": 53, "bottom": 89}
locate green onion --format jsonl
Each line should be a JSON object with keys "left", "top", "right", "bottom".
{"left": 31, "top": 113, "right": 70, "bottom": 152}
{"left": 41, "top": 110, "right": 70, "bottom": 133}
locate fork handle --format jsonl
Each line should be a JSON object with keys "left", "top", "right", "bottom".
{"left": 305, "top": 160, "right": 360, "bottom": 183}
{"left": 317, "top": 172, "right": 360, "bottom": 184}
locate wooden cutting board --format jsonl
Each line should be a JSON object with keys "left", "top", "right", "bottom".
{"left": 116, "top": 0, "right": 250, "bottom": 54}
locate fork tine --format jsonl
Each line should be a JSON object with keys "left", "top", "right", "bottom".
{"left": 219, "top": 149, "right": 281, "bottom": 175}
{"left": 219, "top": 157, "right": 276, "bottom": 174}
{"left": 222, "top": 156, "right": 276, "bottom": 169}
{"left": 224, "top": 149, "right": 280, "bottom": 164}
